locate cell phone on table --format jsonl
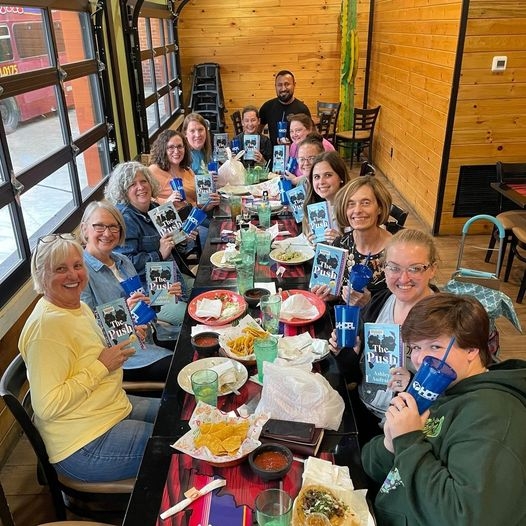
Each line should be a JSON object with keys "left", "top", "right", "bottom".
{"left": 261, "top": 419, "right": 315, "bottom": 442}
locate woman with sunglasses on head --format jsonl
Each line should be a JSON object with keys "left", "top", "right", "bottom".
{"left": 362, "top": 293, "right": 526, "bottom": 526}
{"left": 333, "top": 175, "right": 393, "bottom": 307}
{"left": 19, "top": 234, "right": 159, "bottom": 482}
{"left": 148, "top": 129, "right": 219, "bottom": 250}
{"left": 329, "top": 229, "right": 440, "bottom": 446}
{"left": 80, "top": 201, "right": 176, "bottom": 379}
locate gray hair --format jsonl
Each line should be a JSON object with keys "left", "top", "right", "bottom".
{"left": 31, "top": 235, "right": 84, "bottom": 295}
{"left": 104, "top": 161, "right": 160, "bottom": 205}
{"left": 80, "top": 200, "right": 126, "bottom": 245}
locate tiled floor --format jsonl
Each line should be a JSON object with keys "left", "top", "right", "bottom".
{"left": 1, "top": 165, "right": 524, "bottom": 525}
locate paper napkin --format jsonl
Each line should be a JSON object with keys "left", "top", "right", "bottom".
{"left": 280, "top": 294, "right": 319, "bottom": 320}
{"left": 195, "top": 298, "right": 222, "bottom": 319}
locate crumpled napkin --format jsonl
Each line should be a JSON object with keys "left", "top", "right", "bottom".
{"left": 195, "top": 298, "right": 222, "bottom": 319}
{"left": 209, "top": 360, "right": 237, "bottom": 388}
{"left": 271, "top": 232, "right": 310, "bottom": 249}
{"left": 220, "top": 243, "right": 238, "bottom": 264}
{"left": 280, "top": 294, "right": 319, "bottom": 321}
{"left": 278, "top": 333, "right": 328, "bottom": 362}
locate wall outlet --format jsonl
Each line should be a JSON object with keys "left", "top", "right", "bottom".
{"left": 491, "top": 56, "right": 507, "bottom": 72}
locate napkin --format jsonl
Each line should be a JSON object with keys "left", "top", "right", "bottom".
{"left": 195, "top": 298, "right": 223, "bottom": 319}
{"left": 278, "top": 334, "right": 328, "bottom": 362}
{"left": 220, "top": 243, "right": 238, "bottom": 264}
{"left": 271, "top": 233, "right": 310, "bottom": 249}
{"left": 209, "top": 360, "right": 237, "bottom": 388}
{"left": 280, "top": 294, "right": 319, "bottom": 321}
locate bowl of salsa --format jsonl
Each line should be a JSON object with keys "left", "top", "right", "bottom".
{"left": 191, "top": 331, "right": 220, "bottom": 358}
{"left": 243, "top": 287, "right": 271, "bottom": 308}
{"left": 248, "top": 443, "right": 293, "bottom": 481}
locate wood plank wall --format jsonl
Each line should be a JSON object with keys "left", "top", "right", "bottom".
{"left": 365, "top": 0, "right": 462, "bottom": 233}
{"left": 177, "top": 0, "right": 370, "bottom": 136}
{"left": 442, "top": 0, "right": 526, "bottom": 234}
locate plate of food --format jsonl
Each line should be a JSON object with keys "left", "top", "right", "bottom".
{"left": 210, "top": 249, "right": 240, "bottom": 270}
{"left": 188, "top": 290, "right": 247, "bottom": 326}
{"left": 269, "top": 246, "right": 315, "bottom": 265}
{"left": 177, "top": 357, "right": 248, "bottom": 396}
{"left": 218, "top": 184, "right": 250, "bottom": 196}
{"left": 172, "top": 402, "right": 269, "bottom": 467}
{"left": 279, "top": 289, "right": 326, "bottom": 326}
{"left": 218, "top": 317, "right": 271, "bottom": 365}
{"left": 246, "top": 200, "right": 284, "bottom": 216}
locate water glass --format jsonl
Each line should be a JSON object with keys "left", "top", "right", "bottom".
{"left": 256, "top": 231, "right": 272, "bottom": 265}
{"left": 254, "top": 337, "right": 278, "bottom": 383}
{"left": 190, "top": 369, "right": 218, "bottom": 407}
{"left": 236, "top": 255, "right": 255, "bottom": 295}
{"left": 229, "top": 195, "right": 242, "bottom": 224}
{"left": 258, "top": 202, "right": 271, "bottom": 229}
{"left": 240, "top": 229, "right": 257, "bottom": 260}
{"left": 255, "top": 488, "right": 292, "bottom": 526}
{"left": 260, "top": 293, "right": 281, "bottom": 334}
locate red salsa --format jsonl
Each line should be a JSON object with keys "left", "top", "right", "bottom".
{"left": 254, "top": 450, "right": 289, "bottom": 471}
{"left": 194, "top": 335, "right": 218, "bottom": 346}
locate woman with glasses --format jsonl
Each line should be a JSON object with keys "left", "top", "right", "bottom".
{"left": 284, "top": 132, "right": 326, "bottom": 186}
{"left": 19, "top": 234, "right": 159, "bottom": 482}
{"left": 329, "top": 229, "right": 440, "bottom": 446}
{"left": 80, "top": 201, "right": 176, "bottom": 379}
{"left": 333, "top": 175, "right": 393, "bottom": 306}
{"left": 148, "top": 130, "right": 219, "bottom": 250}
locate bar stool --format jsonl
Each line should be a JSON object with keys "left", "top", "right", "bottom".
{"left": 504, "top": 225, "right": 526, "bottom": 303}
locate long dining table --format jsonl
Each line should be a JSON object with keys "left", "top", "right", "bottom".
{"left": 122, "top": 211, "right": 369, "bottom": 526}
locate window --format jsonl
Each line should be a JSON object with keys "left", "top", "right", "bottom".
{"left": 0, "top": 3, "right": 113, "bottom": 307}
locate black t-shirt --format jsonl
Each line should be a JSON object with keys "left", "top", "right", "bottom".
{"left": 259, "top": 98, "right": 311, "bottom": 145}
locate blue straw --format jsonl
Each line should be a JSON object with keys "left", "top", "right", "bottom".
{"left": 438, "top": 336, "right": 456, "bottom": 369}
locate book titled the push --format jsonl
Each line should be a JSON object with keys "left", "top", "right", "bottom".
{"left": 145, "top": 261, "right": 175, "bottom": 306}
{"left": 148, "top": 202, "right": 186, "bottom": 244}
{"left": 308, "top": 244, "right": 348, "bottom": 296}
{"left": 364, "top": 323, "right": 404, "bottom": 385}
{"left": 306, "top": 201, "right": 332, "bottom": 243}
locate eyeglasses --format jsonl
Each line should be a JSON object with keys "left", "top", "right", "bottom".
{"left": 167, "top": 145, "right": 184, "bottom": 152}
{"left": 384, "top": 263, "right": 432, "bottom": 276}
{"left": 298, "top": 156, "right": 316, "bottom": 164}
{"left": 36, "top": 233, "right": 76, "bottom": 254}
{"left": 91, "top": 223, "right": 121, "bottom": 234}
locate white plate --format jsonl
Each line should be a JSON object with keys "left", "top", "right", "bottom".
{"left": 210, "top": 249, "right": 239, "bottom": 270}
{"left": 177, "top": 357, "right": 248, "bottom": 396}
{"left": 269, "top": 246, "right": 315, "bottom": 265}
{"left": 247, "top": 201, "right": 284, "bottom": 215}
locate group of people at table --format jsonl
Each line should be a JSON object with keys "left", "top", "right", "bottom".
{"left": 17, "top": 69, "right": 526, "bottom": 525}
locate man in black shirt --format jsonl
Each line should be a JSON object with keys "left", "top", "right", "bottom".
{"left": 259, "top": 70, "right": 311, "bottom": 145}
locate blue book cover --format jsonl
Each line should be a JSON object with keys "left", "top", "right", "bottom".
{"left": 145, "top": 261, "right": 175, "bottom": 306}
{"left": 308, "top": 243, "right": 348, "bottom": 295}
{"left": 147, "top": 202, "right": 186, "bottom": 244}
{"left": 306, "top": 201, "right": 331, "bottom": 243}
{"left": 243, "top": 134, "right": 260, "bottom": 161}
{"left": 272, "top": 145, "right": 288, "bottom": 173}
{"left": 195, "top": 171, "right": 215, "bottom": 206}
{"left": 95, "top": 298, "right": 143, "bottom": 352}
{"left": 286, "top": 184, "right": 307, "bottom": 223}
{"left": 213, "top": 133, "right": 229, "bottom": 162}
{"left": 364, "top": 323, "right": 404, "bottom": 385}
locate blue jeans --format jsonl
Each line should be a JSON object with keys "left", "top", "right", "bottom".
{"left": 54, "top": 395, "right": 159, "bottom": 482}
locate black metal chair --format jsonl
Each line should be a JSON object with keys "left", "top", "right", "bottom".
{"left": 0, "top": 354, "right": 133, "bottom": 522}
{"left": 385, "top": 203, "right": 408, "bottom": 234}
{"left": 316, "top": 101, "right": 341, "bottom": 143}
{"left": 335, "top": 106, "right": 380, "bottom": 168}
{"left": 230, "top": 110, "right": 243, "bottom": 136}
{"left": 504, "top": 225, "right": 526, "bottom": 303}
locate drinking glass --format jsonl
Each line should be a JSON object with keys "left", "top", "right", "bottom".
{"left": 190, "top": 369, "right": 218, "bottom": 407}
{"left": 255, "top": 488, "right": 292, "bottom": 526}
{"left": 254, "top": 336, "right": 278, "bottom": 383}
{"left": 260, "top": 293, "right": 281, "bottom": 334}
{"left": 258, "top": 202, "right": 271, "bottom": 229}
{"left": 256, "top": 231, "right": 272, "bottom": 265}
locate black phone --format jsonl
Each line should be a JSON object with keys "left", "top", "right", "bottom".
{"left": 209, "top": 237, "right": 223, "bottom": 244}
{"left": 261, "top": 419, "right": 315, "bottom": 442}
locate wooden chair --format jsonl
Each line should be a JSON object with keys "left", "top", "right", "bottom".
{"left": 485, "top": 162, "right": 526, "bottom": 275}
{"left": 0, "top": 355, "right": 134, "bottom": 522}
{"left": 335, "top": 106, "right": 380, "bottom": 168}
{"left": 503, "top": 225, "right": 526, "bottom": 303}
{"left": 385, "top": 203, "right": 408, "bottom": 234}
{"left": 316, "top": 101, "right": 341, "bottom": 143}
{"left": 230, "top": 110, "right": 243, "bottom": 135}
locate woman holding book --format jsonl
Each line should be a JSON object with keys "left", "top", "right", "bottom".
{"left": 284, "top": 133, "right": 325, "bottom": 186}
{"left": 80, "top": 201, "right": 176, "bottom": 381}
{"left": 148, "top": 129, "right": 219, "bottom": 250}
{"left": 104, "top": 162, "right": 194, "bottom": 301}
{"left": 183, "top": 112, "right": 213, "bottom": 174}
{"left": 333, "top": 175, "right": 393, "bottom": 306}
{"left": 329, "top": 229, "right": 440, "bottom": 446}
{"left": 19, "top": 234, "right": 159, "bottom": 482}
{"left": 302, "top": 151, "right": 350, "bottom": 243}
